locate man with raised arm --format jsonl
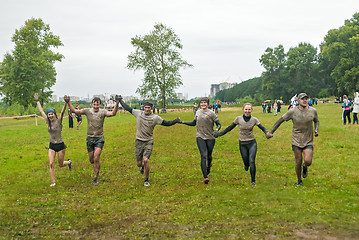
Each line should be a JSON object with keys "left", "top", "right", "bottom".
{"left": 118, "top": 95, "right": 181, "bottom": 187}
{"left": 65, "top": 95, "right": 119, "bottom": 186}
{"left": 266, "top": 93, "right": 319, "bottom": 187}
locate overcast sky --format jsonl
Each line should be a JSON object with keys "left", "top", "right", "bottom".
{"left": 1, "top": 0, "right": 358, "bottom": 100}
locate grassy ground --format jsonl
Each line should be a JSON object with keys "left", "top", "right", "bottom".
{"left": 0, "top": 103, "right": 358, "bottom": 239}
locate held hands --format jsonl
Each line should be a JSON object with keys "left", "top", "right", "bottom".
{"left": 266, "top": 132, "right": 273, "bottom": 139}
{"left": 115, "top": 95, "right": 122, "bottom": 102}
{"left": 174, "top": 117, "right": 182, "bottom": 123}
{"left": 34, "top": 93, "right": 39, "bottom": 102}
{"left": 213, "top": 130, "right": 219, "bottom": 138}
{"left": 64, "top": 95, "right": 70, "bottom": 103}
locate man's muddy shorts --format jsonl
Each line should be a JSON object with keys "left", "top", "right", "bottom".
{"left": 292, "top": 145, "right": 313, "bottom": 151}
{"left": 135, "top": 139, "right": 153, "bottom": 162}
{"left": 87, "top": 136, "right": 105, "bottom": 152}
{"left": 49, "top": 142, "right": 66, "bottom": 152}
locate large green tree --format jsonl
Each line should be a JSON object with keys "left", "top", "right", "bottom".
{"left": 286, "top": 42, "right": 319, "bottom": 96}
{"left": 0, "top": 18, "right": 63, "bottom": 111}
{"left": 127, "top": 23, "right": 192, "bottom": 108}
{"left": 320, "top": 12, "right": 359, "bottom": 96}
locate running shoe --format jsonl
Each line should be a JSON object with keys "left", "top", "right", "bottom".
{"left": 296, "top": 180, "right": 303, "bottom": 187}
{"left": 204, "top": 178, "right": 209, "bottom": 184}
{"left": 251, "top": 182, "right": 256, "bottom": 186}
{"left": 93, "top": 178, "right": 99, "bottom": 186}
{"left": 302, "top": 165, "right": 308, "bottom": 178}
{"left": 144, "top": 180, "right": 150, "bottom": 187}
{"left": 50, "top": 182, "right": 56, "bottom": 187}
{"left": 140, "top": 166, "right": 144, "bottom": 174}
{"left": 68, "top": 159, "right": 72, "bottom": 170}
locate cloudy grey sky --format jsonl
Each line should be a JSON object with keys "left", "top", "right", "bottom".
{"left": 1, "top": 0, "right": 358, "bottom": 99}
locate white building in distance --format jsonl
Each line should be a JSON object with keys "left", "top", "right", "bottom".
{"left": 210, "top": 82, "right": 237, "bottom": 97}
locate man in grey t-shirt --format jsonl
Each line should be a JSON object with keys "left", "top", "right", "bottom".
{"left": 266, "top": 93, "right": 319, "bottom": 187}
{"left": 66, "top": 95, "right": 119, "bottom": 186}
{"left": 118, "top": 96, "right": 181, "bottom": 187}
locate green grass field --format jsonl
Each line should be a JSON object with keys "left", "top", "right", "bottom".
{"left": 0, "top": 103, "right": 358, "bottom": 239}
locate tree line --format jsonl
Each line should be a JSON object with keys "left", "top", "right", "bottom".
{"left": 216, "top": 12, "right": 359, "bottom": 104}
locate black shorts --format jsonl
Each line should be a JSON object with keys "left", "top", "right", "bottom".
{"left": 292, "top": 145, "right": 313, "bottom": 151}
{"left": 49, "top": 142, "right": 66, "bottom": 152}
{"left": 86, "top": 136, "right": 105, "bottom": 152}
{"left": 76, "top": 116, "right": 82, "bottom": 122}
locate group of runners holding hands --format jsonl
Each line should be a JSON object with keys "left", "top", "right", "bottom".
{"left": 35, "top": 92, "right": 319, "bottom": 188}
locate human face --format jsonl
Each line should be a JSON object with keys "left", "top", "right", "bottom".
{"left": 47, "top": 112, "right": 55, "bottom": 121}
{"left": 243, "top": 104, "right": 252, "bottom": 117}
{"left": 200, "top": 101, "right": 208, "bottom": 110}
{"left": 144, "top": 106, "right": 152, "bottom": 115}
{"left": 92, "top": 101, "right": 101, "bottom": 111}
{"left": 298, "top": 97, "right": 308, "bottom": 108}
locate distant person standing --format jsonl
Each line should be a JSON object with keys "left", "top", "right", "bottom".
{"left": 75, "top": 105, "right": 82, "bottom": 130}
{"left": 68, "top": 109, "right": 74, "bottom": 128}
{"left": 35, "top": 93, "right": 72, "bottom": 187}
{"left": 266, "top": 93, "right": 319, "bottom": 187}
{"left": 273, "top": 100, "right": 278, "bottom": 116}
{"left": 193, "top": 102, "right": 198, "bottom": 114}
{"left": 262, "top": 102, "right": 267, "bottom": 113}
{"left": 277, "top": 100, "right": 281, "bottom": 113}
{"left": 65, "top": 95, "right": 119, "bottom": 186}
{"left": 353, "top": 92, "right": 359, "bottom": 124}
{"left": 342, "top": 95, "right": 351, "bottom": 125}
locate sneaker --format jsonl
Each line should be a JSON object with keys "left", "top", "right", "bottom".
{"left": 140, "top": 166, "right": 144, "bottom": 174}
{"left": 251, "top": 182, "right": 256, "bottom": 186}
{"left": 68, "top": 159, "right": 72, "bottom": 170}
{"left": 50, "top": 182, "right": 56, "bottom": 187}
{"left": 144, "top": 181, "right": 150, "bottom": 187}
{"left": 204, "top": 178, "right": 209, "bottom": 184}
{"left": 93, "top": 178, "right": 99, "bottom": 186}
{"left": 302, "top": 165, "right": 308, "bottom": 178}
{"left": 207, "top": 165, "right": 212, "bottom": 175}
{"left": 296, "top": 180, "right": 303, "bottom": 187}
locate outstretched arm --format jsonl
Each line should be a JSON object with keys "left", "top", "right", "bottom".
{"left": 118, "top": 95, "right": 133, "bottom": 113}
{"left": 161, "top": 117, "right": 182, "bottom": 126}
{"left": 216, "top": 122, "right": 236, "bottom": 137}
{"left": 59, "top": 102, "right": 67, "bottom": 122}
{"left": 257, "top": 123, "right": 269, "bottom": 134}
{"left": 64, "top": 95, "right": 83, "bottom": 115}
{"left": 181, "top": 119, "right": 196, "bottom": 126}
{"left": 34, "top": 93, "right": 47, "bottom": 119}
{"left": 106, "top": 98, "right": 119, "bottom": 117}
{"left": 269, "top": 117, "right": 285, "bottom": 134}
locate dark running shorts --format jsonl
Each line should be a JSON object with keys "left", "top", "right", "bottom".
{"left": 135, "top": 139, "right": 153, "bottom": 162}
{"left": 86, "top": 136, "right": 105, "bottom": 152}
{"left": 49, "top": 142, "right": 66, "bottom": 152}
{"left": 292, "top": 145, "right": 313, "bottom": 151}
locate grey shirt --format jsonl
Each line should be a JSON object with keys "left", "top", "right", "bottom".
{"left": 82, "top": 108, "right": 108, "bottom": 138}
{"left": 276, "top": 106, "right": 319, "bottom": 148}
{"left": 233, "top": 115, "right": 260, "bottom": 141}
{"left": 132, "top": 109, "right": 163, "bottom": 141}
{"left": 195, "top": 109, "right": 219, "bottom": 140}
{"left": 47, "top": 119, "right": 63, "bottom": 144}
